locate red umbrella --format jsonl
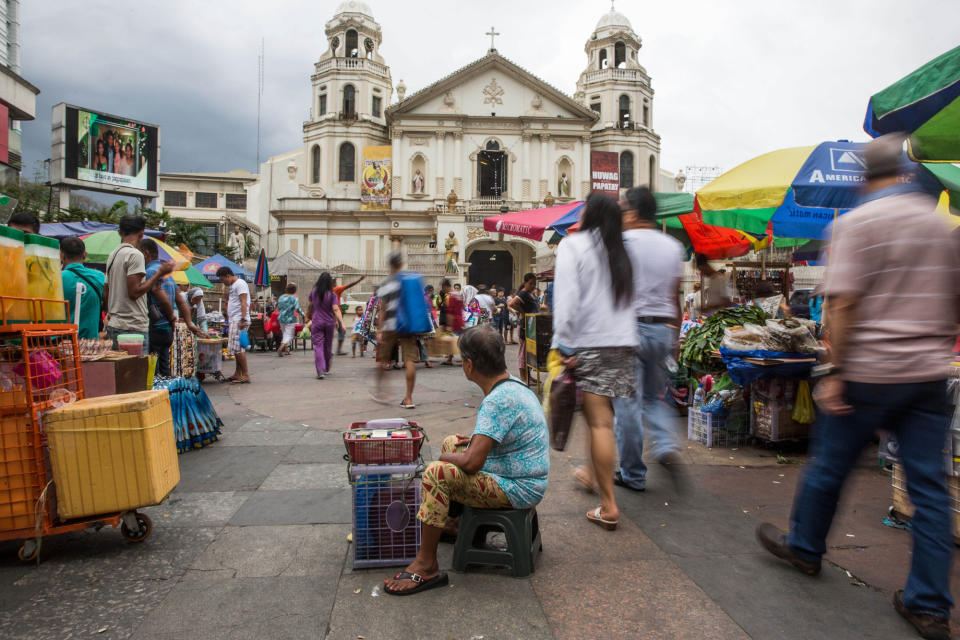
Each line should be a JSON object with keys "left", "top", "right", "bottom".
{"left": 482, "top": 202, "right": 585, "bottom": 242}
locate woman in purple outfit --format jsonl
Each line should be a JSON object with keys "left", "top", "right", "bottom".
{"left": 305, "top": 272, "right": 344, "bottom": 379}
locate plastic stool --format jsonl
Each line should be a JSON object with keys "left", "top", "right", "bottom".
{"left": 452, "top": 506, "right": 542, "bottom": 578}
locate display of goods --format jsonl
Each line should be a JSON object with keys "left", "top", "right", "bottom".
{"left": 761, "top": 319, "right": 819, "bottom": 353}
{"left": 0, "top": 225, "right": 30, "bottom": 323}
{"left": 687, "top": 407, "right": 750, "bottom": 448}
{"left": 78, "top": 339, "right": 114, "bottom": 360}
{"left": 750, "top": 384, "right": 809, "bottom": 441}
{"left": 681, "top": 306, "right": 766, "bottom": 369}
{"left": 24, "top": 234, "right": 65, "bottom": 322}
{"left": 344, "top": 420, "right": 424, "bottom": 464}
{"left": 350, "top": 463, "right": 421, "bottom": 569}
{"left": 43, "top": 389, "right": 180, "bottom": 519}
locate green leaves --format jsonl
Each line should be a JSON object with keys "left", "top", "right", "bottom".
{"left": 680, "top": 305, "right": 766, "bottom": 369}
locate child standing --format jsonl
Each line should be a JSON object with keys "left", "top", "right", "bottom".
{"left": 351, "top": 305, "right": 367, "bottom": 357}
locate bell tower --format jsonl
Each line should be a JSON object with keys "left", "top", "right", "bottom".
{"left": 575, "top": 5, "right": 661, "bottom": 190}
{"left": 303, "top": 1, "right": 392, "bottom": 195}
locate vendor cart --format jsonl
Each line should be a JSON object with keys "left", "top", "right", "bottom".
{"left": 0, "top": 296, "right": 154, "bottom": 562}
{"left": 196, "top": 337, "right": 227, "bottom": 382}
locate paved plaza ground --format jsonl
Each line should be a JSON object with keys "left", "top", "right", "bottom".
{"left": 1, "top": 345, "right": 958, "bottom": 639}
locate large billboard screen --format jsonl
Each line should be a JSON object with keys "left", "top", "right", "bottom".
{"left": 590, "top": 151, "right": 619, "bottom": 199}
{"left": 360, "top": 145, "right": 391, "bottom": 210}
{"left": 51, "top": 103, "right": 159, "bottom": 197}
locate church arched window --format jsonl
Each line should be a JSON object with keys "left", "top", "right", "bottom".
{"left": 339, "top": 142, "right": 355, "bottom": 182}
{"left": 345, "top": 29, "right": 359, "bottom": 57}
{"left": 620, "top": 151, "right": 634, "bottom": 189}
{"left": 618, "top": 95, "right": 631, "bottom": 128}
{"left": 311, "top": 145, "right": 321, "bottom": 184}
{"left": 614, "top": 41, "right": 626, "bottom": 68}
{"left": 598, "top": 49, "right": 608, "bottom": 70}
{"left": 648, "top": 155, "right": 656, "bottom": 188}
{"left": 343, "top": 84, "right": 356, "bottom": 117}
{"left": 485, "top": 140, "right": 500, "bottom": 151}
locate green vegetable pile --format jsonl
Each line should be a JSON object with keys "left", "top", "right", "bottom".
{"left": 680, "top": 306, "right": 766, "bottom": 369}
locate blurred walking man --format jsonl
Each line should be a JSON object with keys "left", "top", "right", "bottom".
{"left": 612, "top": 187, "right": 686, "bottom": 492}
{"left": 756, "top": 135, "right": 960, "bottom": 640}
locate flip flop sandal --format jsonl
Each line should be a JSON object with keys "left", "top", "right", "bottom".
{"left": 384, "top": 571, "right": 449, "bottom": 596}
{"left": 231, "top": 378, "right": 251, "bottom": 384}
{"left": 400, "top": 403, "right": 417, "bottom": 409}
{"left": 586, "top": 506, "right": 618, "bottom": 531}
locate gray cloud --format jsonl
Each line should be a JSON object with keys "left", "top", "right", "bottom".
{"left": 19, "top": 0, "right": 959, "bottom": 188}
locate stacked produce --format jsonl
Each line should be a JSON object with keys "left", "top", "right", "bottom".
{"left": 681, "top": 306, "right": 766, "bottom": 369}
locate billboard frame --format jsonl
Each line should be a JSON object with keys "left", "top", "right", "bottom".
{"left": 50, "top": 102, "right": 160, "bottom": 199}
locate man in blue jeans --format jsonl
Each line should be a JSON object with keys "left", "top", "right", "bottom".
{"left": 756, "top": 135, "right": 959, "bottom": 640}
{"left": 612, "top": 187, "right": 686, "bottom": 492}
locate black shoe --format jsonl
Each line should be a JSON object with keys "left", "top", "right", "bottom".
{"left": 894, "top": 590, "right": 952, "bottom": 640}
{"left": 659, "top": 452, "right": 690, "bottom": 494}
{"left": 614, "top": 471, "right": 645, "bottom": 492}
{"left": 755, "top": 522, "right": 821, "bottom": 576}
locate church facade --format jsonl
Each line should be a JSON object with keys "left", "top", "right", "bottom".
{"left": 241, "top": 0, "right": 677, "bottom": 287}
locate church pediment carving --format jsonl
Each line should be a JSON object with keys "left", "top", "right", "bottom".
{"left": 298, "top": 184, "right": 327, "bottom": 198}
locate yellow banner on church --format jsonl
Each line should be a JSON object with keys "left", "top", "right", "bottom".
{"left": 360, "top": 145, "right": 392, "bottom": 210}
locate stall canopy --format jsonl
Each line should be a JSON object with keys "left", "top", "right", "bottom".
{"left": 554, "top": 192, "right": 692, "bottom": 236}
{"left": 194, "top": 254, "right": 253, "bottom": 283}
{"left": 80, "top": 230, "right": 212, "bottom": 289}
{"left": 268, "top": 250, "right": 326, "bottom": 275}
{"left": 864, "top": 45, "right": 960, "bottom": 163}
{"left": 40, "top": 221, "right": 162, "bottom": 240}
{"left": 482, "top": 201, "right": 584, "bottom": 242}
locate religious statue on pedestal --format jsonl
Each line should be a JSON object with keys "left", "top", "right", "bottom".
{"left": 446, "top": 189, "right": 458, "bottom": 211}
{"left": 227, "top": 230, "right": 246, "bottom": 260}
{"left": 412, "top": 169, "right": 425, "bottom": 194}
{"left": 558, "top": 173, "right": 570, "bottom": 198}
{"left": 543, "top": 192, "right": 556, "bottom": 207}
{"left": 444, "top": 231, "right": 459, "bottom": 274}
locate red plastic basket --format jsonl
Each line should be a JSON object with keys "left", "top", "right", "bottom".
{"left": 343, "top": 421, "right": 424, "bottom": 464}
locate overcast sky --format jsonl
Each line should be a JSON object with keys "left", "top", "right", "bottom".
{"left": 20, "top": 0, "right": 959, "bottom": 192}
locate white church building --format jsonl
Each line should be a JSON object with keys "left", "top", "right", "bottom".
{"left": 162, "top": 1, "right": 681, "bottom": 288}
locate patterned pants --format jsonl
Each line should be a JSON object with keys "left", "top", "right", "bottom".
{"left": 417, "top": 435, "right": 511, "bottom": 528}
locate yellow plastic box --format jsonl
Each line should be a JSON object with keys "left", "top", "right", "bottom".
{"left": 44, "top": 390, "right": 180, "bottom": 519}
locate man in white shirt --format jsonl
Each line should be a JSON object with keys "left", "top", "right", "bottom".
{"left": 217, "top": 266, "right": 251, "bottom": 384}
{"left": 612, "top": 187, "right": 686, "bottom": 492}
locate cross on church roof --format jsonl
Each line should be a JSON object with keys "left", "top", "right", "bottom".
{"left": 486, "top": 26, "right": 500, "bottom": 52}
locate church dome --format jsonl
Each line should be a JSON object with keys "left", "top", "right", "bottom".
{"left": 334, "top": 0, "right": 374, "bottom": 17}
{"left": 595, "top": 8, "right": 632, "bottom": 30}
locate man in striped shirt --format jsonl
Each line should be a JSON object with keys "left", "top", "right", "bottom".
{"left": 757, "top": 135, "right": 960, "bottom": 640}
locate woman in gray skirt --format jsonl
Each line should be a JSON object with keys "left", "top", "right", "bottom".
{"left": 552, "top": 193, "right": 637, "bottom": 530}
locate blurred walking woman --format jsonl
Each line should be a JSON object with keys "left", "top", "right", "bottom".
{"left": 305, "top": 272, "right": 344, "bottom": 379}
{"left": 552, "top": 193, "right": 637, "bottom": 531}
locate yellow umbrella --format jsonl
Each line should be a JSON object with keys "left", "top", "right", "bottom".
{"left": 936, "top": 191, "right": 960, "bottom": 228}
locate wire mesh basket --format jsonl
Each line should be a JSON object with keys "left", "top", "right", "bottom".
{"left": 687, "top": 407, "right": 750, "bottom": 448}
{"left": 343, "top": 421, "right": 424, "bottom": 464}
{"left": 349, "top": 463, "right": 421, "bottom": 569}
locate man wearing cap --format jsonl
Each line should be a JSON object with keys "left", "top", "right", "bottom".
{"left": 756, "top": 135, "right": 960, "bottom": 640}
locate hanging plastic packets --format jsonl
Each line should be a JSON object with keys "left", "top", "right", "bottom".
{"left": 153, "top": 377, "right": 223, "bottom": 453}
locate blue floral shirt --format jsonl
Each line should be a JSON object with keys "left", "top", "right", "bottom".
{"left": 473, "top": 377, "right": 550, "bottom": 508}
{"left": 276, "top": 294, "right": 302, "bottom": 324}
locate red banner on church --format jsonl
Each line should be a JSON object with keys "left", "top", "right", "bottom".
{"left": 590, "top": 151, "right": 619, "bottom": 199}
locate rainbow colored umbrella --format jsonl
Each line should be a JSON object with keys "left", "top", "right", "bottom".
{"left": 864, "top": 45, "right": 960, "bottom": 163}
{"left": 253, "top": 248, "right": 270, "bottom": 287}
{"left": 80, "top": 230, "right": 212, "bottom": 289}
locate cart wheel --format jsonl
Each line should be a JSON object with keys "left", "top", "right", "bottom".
{"left": 18, "top": 540, "right": 38, "bottom": 562}
{"left": 121, "top": 513, "right": 152, "bottom": 543}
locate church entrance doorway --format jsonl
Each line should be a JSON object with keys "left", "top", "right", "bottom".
{"left": 477, "top": 141, "right": 507, "bottom": 197}
{"left": 468, "top": 250, "right": 513, "bottom": 292}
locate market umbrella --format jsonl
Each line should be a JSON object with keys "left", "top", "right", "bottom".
{"left": 482, "top": 201, "right": 585, "bottom": 241}
{"left": 171, "top": 265, "right": 213, "bottom": 289}
{"left": 193, "top": 253, "right": 254, "bottom": 283}
{"left": 696, "top": 142, "right": 945, "bottom": 240}
{"left": 253, "top": 248, "right": 269, "bottom": 287}
{"left": 864, "top": 45, "right": 960, "bottom": 163}
{"left": 81, "top": 230, "right": 191, "bottom": 264}
{"left": 553, "top": 192, "right": 692, "bottom": 236}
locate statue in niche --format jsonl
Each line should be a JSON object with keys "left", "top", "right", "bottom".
{"left": 446, "top": 188, "right": 458, "bottom": 211}
{"left": 444, "top": 231, "right": 460, "bottom": 274}
{"left": 558, "top": 172, "right": 570, "bottom": 197}
{"left": 412, "top": 169, "right": 425, "bottom": 194}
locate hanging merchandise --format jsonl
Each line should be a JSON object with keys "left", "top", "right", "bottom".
{"left": 792, "top": 380, "right": 816, "bottom": 424}
{"left": 153, "top": 377, "right": 224, "bottom": 453}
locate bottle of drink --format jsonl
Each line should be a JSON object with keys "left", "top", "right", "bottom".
{"left": 693, "top": 383, "right": 704, "bottom": 408}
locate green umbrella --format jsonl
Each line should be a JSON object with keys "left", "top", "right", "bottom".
{"left": 865, "top": 45, "right": 960, "bottom": 162}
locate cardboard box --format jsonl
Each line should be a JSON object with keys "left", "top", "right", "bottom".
{"left": 82, "top": 356, "right": 149, "bottom": 398}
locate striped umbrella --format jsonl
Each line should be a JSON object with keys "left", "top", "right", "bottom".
{"left": 253, "top": 248, "right": 269, "bottom": 287}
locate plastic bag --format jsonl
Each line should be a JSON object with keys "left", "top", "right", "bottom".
{"left": 721, "top": 324, "right": 765, "bottom": 351}
{"left": 548, "top": 371, "right": 577, "bottom": 451}
{"left": 239, "top": 330, "right": 250, "bottom": 349}
{"left": 13, "top": 350, "right": 62, "bottom": 390}
{"left": 792, "top": 380, "right": 816, "bottom": 424}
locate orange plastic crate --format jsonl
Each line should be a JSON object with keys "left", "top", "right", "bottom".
{"left": 0, "top": 414, "right": 40, "bottom": 532}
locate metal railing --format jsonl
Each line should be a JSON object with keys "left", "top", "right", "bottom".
{"left": 315, "top": 57, "right": 390, "bottom": 78}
